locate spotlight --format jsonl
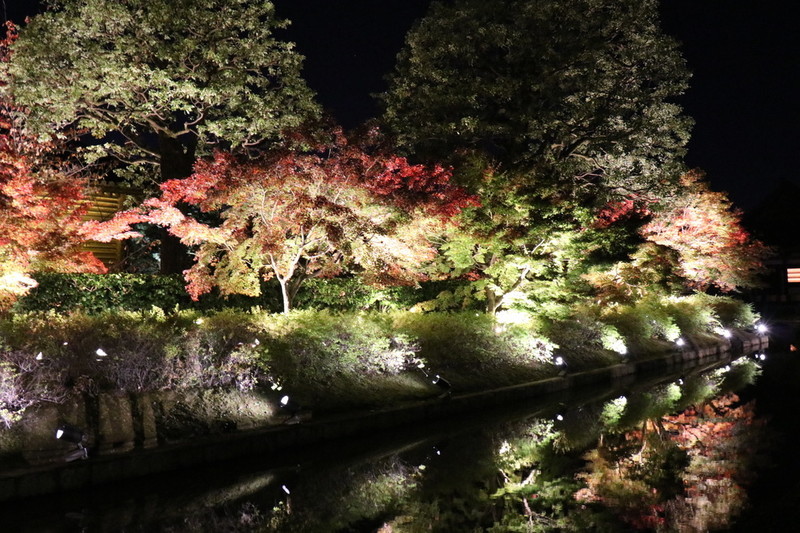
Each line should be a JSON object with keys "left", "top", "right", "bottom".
{"left": 432, "top": 375, "right": 452, "bottom": 398}
{"left": 553, "top": 356, "right": 567, "bottom": 376}
{"left": 281, "top": 484, "right": 291, "bottom": 495}
{"left": 279, "top": 395, "right": 302, "bottom": 424}
{"left": 756, "top": 323, "right": 768, "bottom": 334}
{"left": 676, "top": 338, "right": 685, "bottom": 347}
{"left": 555, "top": 414, "right": 564, "bottom": 421}
{"left": 55, "top": 424, "right": 88, "bottom": 462}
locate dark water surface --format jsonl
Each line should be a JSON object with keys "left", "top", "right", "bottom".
{"left": 5, "top": 351, "right": 792, "bottom": 532}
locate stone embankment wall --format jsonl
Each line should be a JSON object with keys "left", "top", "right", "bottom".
{"left": 0, "top": 331, "right": 768, "bottom": 502}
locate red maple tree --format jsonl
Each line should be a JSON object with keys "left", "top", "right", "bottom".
{"left": 0, "top": 22, "right": 105, "bottom": 308}
{"left": 90, "top": 127, "right": 477, "bottom": 312}
{"left": 641, "top": 170, "right": 767, "bottom": 292}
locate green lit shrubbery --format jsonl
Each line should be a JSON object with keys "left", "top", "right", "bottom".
{"left": 14, "top": 273, "right": 465, "bottom": 314}
{"left": 0, "top": 288, "right": 761, "bottom": 425}
{"left": 0, "top": 308, "right": 565, "bottom": 418}
{"left": 393, "top": 311, "right": 557, "bottom": 389}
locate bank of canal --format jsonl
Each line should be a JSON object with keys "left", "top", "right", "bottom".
{"left": 0, "top": 331, "right": 767, "bottom": 504}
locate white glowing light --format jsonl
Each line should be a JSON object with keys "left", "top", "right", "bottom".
{"left": 756, "top": 324, "right": 768, "bottom": 334}
{"left": 35, "top": 352, "right": 43, "bottom": 360}
{"left": 195, "top": 318, "right": 204, "bottom": 325}
{"left": 96, "top": 348, "right": 107, "bottom": 357}
{"left": 556, "top": 414, "right": 564, "bottom": 421}
{"left": 56, "top": 429, "right": 64, "bottom": 439}
{"left": 554, "top": 356, "right": 565, "bottom": 366}
{"left": 281, "top": 485, "right": 290, "bottom": 495}
{"left": 676, "top": 338, "right": 685, "bottom": 347}
{"left": 759, "top": 353, "right": 767, "bottom": 361}
{"left": 280, "top": 395, "right": 290, "bottom": 406}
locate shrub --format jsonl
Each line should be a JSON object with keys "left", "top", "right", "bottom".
{"left": 704, "top": 296, "right": 759, "bottom": 329}
{"left": 14, "top": 273, "right": 466, "bottom": 314}
{"left": 661, "top": 295, "right": 721, "bottom": 336}
{"left": 393, "top": 312, "right": 557, "bottom": 388}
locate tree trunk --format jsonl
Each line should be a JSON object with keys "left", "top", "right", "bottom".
{"left": 278, "top": 278, "right": 291, "bottom": 314}
{"left": 157, "top": 133, "right": 197, "bottom": 274}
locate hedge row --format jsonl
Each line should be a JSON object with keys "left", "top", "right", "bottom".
{"left": 13, "top": 273, "right": 469, "bottom": 314}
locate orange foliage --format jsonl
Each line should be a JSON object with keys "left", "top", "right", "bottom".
{"left": 0, "top": 22, "right": 105, "bottom": 308}
{"left": 95, "top": 127, "right": 476, "bottom": 311}
{"left": 641, "top": 170, "right": 767, "bottom": 292}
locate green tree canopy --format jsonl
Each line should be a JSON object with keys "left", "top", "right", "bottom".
{"left": 4, "top": 0, "right": 319, "bottom": 187}
{"left": 381, "top": 0, "right": 691, "bottom": 199}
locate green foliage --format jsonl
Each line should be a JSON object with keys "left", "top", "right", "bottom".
{"left": 7, "top": 0, "right": 319, "bottom": 187}
{"left": 14, "top": 273, "right": 194, "bottom": 314}
{"left": 382, "top": 0, "right": 690, "bottom": 194}
{"left": 662, "top": 295, "right": 721, "bottom": 336}
{"left": 13, "top": 273, "right": 470, "bottom": 314}
{"left": 538, "top": 314, "right": 620, "bottom": 371}
{"left": 394, "top": 311, "right": 557, "bottom": 389}
{"left": 704, "top": 295, "right": 759, "bottom": 329}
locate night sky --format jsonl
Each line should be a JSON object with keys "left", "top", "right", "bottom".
{"left": 4, "top": 0, "right": 798, "bottom": 211}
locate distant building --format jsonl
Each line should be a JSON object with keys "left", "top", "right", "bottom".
{"left": 745, "top": 180, "right": 800, "bottom": 316}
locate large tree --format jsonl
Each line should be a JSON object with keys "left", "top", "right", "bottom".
{"left": 381, "top": 0, "right": 691, "bottom": 199}
{"left": 380, "top": 0, "right": 695, "bottom": 314}
{"left": 88, "top": 127, "right": 477, "bottom": 313}
{"left": 4, "top": 0, "right": 319, "bottom": 271}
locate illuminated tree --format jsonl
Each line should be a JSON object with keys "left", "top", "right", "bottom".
{"left": 381, "top": 0, "right": 695, "bottom": 314}
{"left": 5, "top": 0, "right": 319, "bottom": 271}
{"left": 584, "top": 171, "right": 766, "bottom": 302}
{"left": 381, "top": 0, "right": 691, "bottom": 198}
{"left": 641, "top": 170, "right": 767, "bottom": 292}
{"left": 90, "top": 128, "right": 476, "bottom": 312}
{"left": 0, "top": 23, "right": 105, "bottom": 309}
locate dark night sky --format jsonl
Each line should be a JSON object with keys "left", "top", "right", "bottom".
{"left": 5, "top": 0, "right": 799, "bottom": 211}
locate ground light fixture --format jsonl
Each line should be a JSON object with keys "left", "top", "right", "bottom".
{"left": 432, "top": 375, "right": 452, "bottom": 398}
{"left": 553, "top": 355, "right": 567, "bottom": 376}
{"left": 279, "top": 395, "right": 303, "bottom": 424}
{"left": 756, "top": 323, "right": 768, "bottom": 334}
{"left": 55, "top": 423, "right": 88, "bottom": 462}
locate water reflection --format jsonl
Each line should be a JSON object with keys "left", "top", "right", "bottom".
{"left": 6, "top": 356, "right": 766, "bottom": 532}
